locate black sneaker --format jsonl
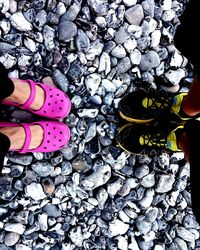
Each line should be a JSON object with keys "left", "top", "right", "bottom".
{"left": 118, "top": 88, "right": 189, "bottom": 123}
{"left": 116, "top": 122, "right": 184, "bottom": 155}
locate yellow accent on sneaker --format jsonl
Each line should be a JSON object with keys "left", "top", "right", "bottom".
{"left": 138, "top": 125, "right": 183, "bottom": 152}
{"left": 171, "top": 93, "right": 188, "bottom": 120}
{"left": 119, "top": 111, "right": 154, "bottom": 123}
{"left": 139, "top": 133, "right": 167, "bottom": 147}
{"left": 142, "top": 98, "right": 168, "bottom": 109}
{"left": 166, "top": 125, "right": 183, "bottom": 151}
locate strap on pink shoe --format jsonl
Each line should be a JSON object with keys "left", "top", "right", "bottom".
{"left": 20, "top": 80, "right": 36, "bottom": 110}
{"left": 19, "top": 123, "right": 31, "bottom": 154}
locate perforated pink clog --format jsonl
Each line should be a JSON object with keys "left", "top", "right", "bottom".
{"left": 2, "top": 79, "right": 71, "bottom": 119}
{"left": 0, "top": 121, "right": 70, "bottom": 153}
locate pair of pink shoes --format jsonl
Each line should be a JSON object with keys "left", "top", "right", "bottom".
{"left": 0, "top": 79, "right": 71, "bottom": 154}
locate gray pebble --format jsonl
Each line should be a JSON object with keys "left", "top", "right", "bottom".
{"left": 58, "top": 21, "right": 77, "bottom": 42}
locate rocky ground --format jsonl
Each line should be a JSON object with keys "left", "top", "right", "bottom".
{"left": 0, "top": 0, "right": 200, "bottom": 249}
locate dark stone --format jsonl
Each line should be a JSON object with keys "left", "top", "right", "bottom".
{"left": 67, "top": 60, "right": 85, "bottom": 80}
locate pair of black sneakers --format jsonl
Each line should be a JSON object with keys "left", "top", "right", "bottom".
{"left": 116, "top": 88, "right": 191, "bottom": 155}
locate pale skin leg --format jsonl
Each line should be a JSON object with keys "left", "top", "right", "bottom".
{"left": 0, "top": 125, "right": 44, "bottom": 150}
{"left": 3, "top": 78, "right": 45, "bottom": 111}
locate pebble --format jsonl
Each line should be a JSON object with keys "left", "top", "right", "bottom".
{"left": 86, "top": 39, "right": 104, "bottom": 61}
{"left": 38, "top": 213, "right": 48, "bottom": 231}
{"left": 81, "top": 164, "right": 111, "bottom": 190}
{"left": 151, "top": 29, "right": 161, "bottom": 48}
{"left": 42, "top": 177, "right": 55, "bottom": 195}
{"left": 141, "top": 172, "right": 155, "bottom": 188}
{"left": 58, "top": 21, "right": 77, "bottom": 42}
{"left": 156, "top": 174, "right": 175, "bottom": 193}
{"left": 164, "top": 68, "right": 187, "bottom": 85}
{"left": 15, "top": 244, "right": 31, "bottom": 250}
{"left": 69, "top": 226, "right": 84, "bottom": 247}
{"left": 125, "top": 5, "right": 144, "bottom": 25}
{"left": 142, "top": 0, "right": 155, "bottom": 17}
{"left": 31, "top": 161, "right": 54, "bottom": 177}
{"left": 42, "top": 25, "right": 55, "bottom": 52}
{"left": 4, "top": 232, "right": 20, "bottom": 246}
{"left": 4, "top": 223, "right": 25, "bottom": 235}
{"left": 114, "top": 26, "right": 130, "bottom": 44}
{"left": 139, "top": 50, "right": 160, "bottom": 71}
{"left": 53, "top": 69, "right": 69, "bottom": 92}
{"left": 130, "top": 49, "right": 142, "bottom": 65}
{"left": 108, "top": 219, "right": 129, "bottom": 236}
{"left": 25, "top": 183, "right": 46, "bottom": 200}
{"left": 0, "top": 0, "right": 10, "bottom": 14}
{"left": 111, "top": 45, "right": 126, "bottom": 58}
{"left": 160, "top": 0, "right": 172, "bottom": 11}
{"left": 85, "top": 73, "right": 101, "bottom": 96}
{"left": 123, "top": 0, "right": 137, "bottom": 7}
{"left": 98, "top": 52, "right": 111, "bottom": 75}
{"left": 43, "top": 204, "right": 62, "bottom": 218}
{"left": 10, "top": 12, "right": 33, "bottom": 31}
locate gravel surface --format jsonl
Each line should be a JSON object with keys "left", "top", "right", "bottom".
{"left": 0, "top": 0, "right": 199, "bottom": 249}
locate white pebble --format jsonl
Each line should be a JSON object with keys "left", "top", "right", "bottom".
{"left": 123, "top": 0, "right": 137, "bottom": 7}
{"left": 151, "top": 29, "right": 161, "bottom": 48}
{"left": 162, "top": 9, "right": 175, "bottom": 22}
{"left": 130, "top": 49, "right": 142, "bottom": 65}
{"left": 9, "top": 0, "right": 17, "bottom": 13}
{"left": 56, "top": 2, "right": 66, "bottom": 16}
{"left": 24, "top": 37, "right": 36, "bottom": 52}
{"left": 95, "top": 16, "right": 107, "bottom": 28}
{"left": 15, "top": 244, "right": 31, "bottom": 250}
{"left": 108, "top": 219, "right": 129, "bottom": 236}
{"left": 0, "top": 0, "right": 9, "bottom": 13}
{"left": 124, "top": 38, "right": 137, "bottom": 53}
{"left": 10, "top": 12, "right": 33, "bottom": 31}
{"left": 111, "top": 45, "right": 126, "bottom": 58}
{"left": 25, "top": 182, "right": 46, "bottom": 200}
{"left": 101, "top": 79, "right": 116, "bottom": 92}
{"left": 160, "top": 0, "right": 172, "bottom": 10}
{"left": 4, "top": 223, "right": 25, "bottom": 235}
{"left": 85, "top": 73, "right": 101, "bottom": 96}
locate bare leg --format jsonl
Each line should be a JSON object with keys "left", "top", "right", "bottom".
{"left": 177, "top": 76, "right": 200, "bottom": 159}
{"left": 182, "top": 76, "right": 200, "bottom": 116}
{"left": 178, "top": 132, "right": 190, "bottom": 160}
{"left": 3, "top": 79, "right": 45, "bottom": 111}
{"left": 0, "top": 125, "right": 43, "bottom": 150}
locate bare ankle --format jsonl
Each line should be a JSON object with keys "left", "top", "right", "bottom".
{"left": 0, "top": 127, "right": 25, "bottom": 150}
{"left": 181, "top": 77, "right": 200, "bottom": 116}
{"left": 178, "top": 132, "right": 189, "bottom": 160}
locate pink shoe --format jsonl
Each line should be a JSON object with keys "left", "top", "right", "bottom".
{"left": 0, "top": 121, "right": 70, "bottom": 154}
{"left": 2, "top": 79, "right": 71, "bottom": 119}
